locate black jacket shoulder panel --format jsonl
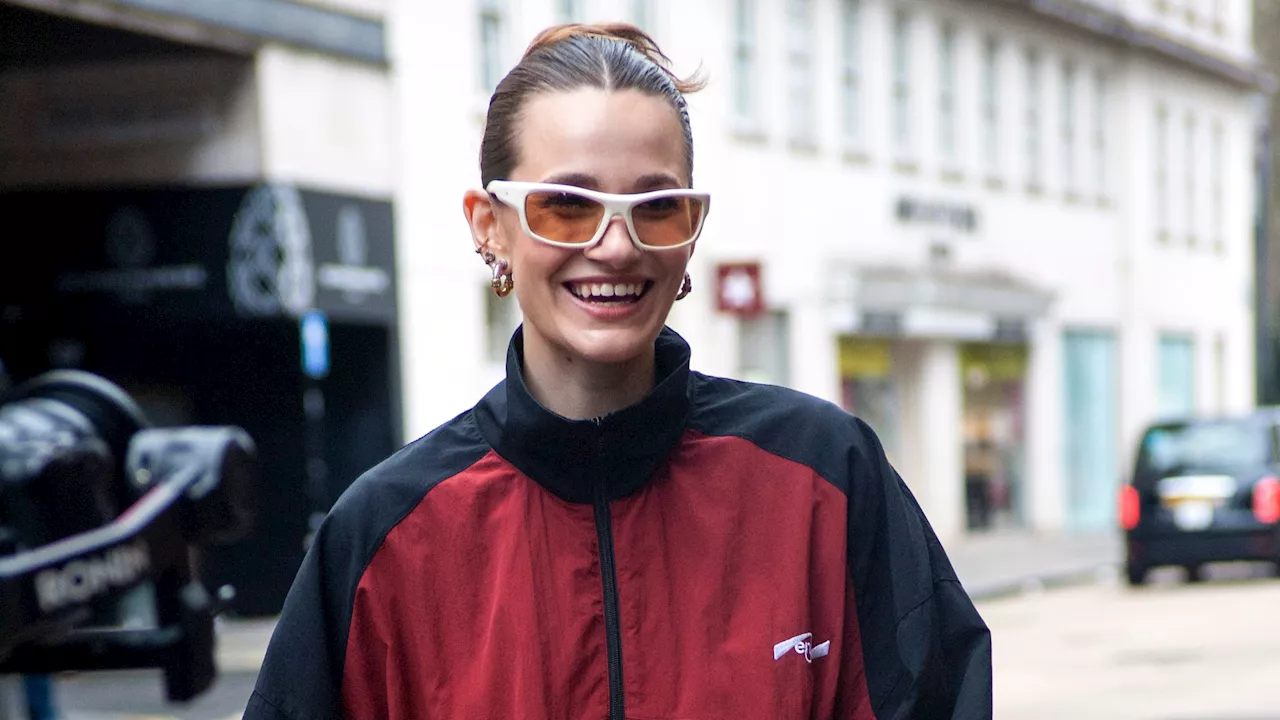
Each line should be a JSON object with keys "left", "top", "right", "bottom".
{"left": 687, "top": 374, "right": 992, "bottom": 717}
{"left": 323, "top": 406, "right": 492, "bottom": 623}
{"left": 247, "top": 407, "right": 492, "bottom": 720}
{"left": 329, "top": 406, "right": 492, "bottom": 565}
{"left": 687, "top": 372, "right": 883, "bottom": 496}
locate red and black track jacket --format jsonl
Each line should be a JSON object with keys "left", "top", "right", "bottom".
{"left": 244, "top": 327, "right": 992, "bottom": 719}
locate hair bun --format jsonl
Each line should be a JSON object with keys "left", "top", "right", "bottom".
{"left": 523, "top": 22, "right": 705, "bottom": 94}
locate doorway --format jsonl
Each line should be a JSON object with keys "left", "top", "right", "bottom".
{"left": 961, "top": 342, "right": 1029, "bottom": 532}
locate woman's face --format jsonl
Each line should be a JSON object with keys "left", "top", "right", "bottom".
{"left": 478, "top": 88, "right": 693, "bottom": 368}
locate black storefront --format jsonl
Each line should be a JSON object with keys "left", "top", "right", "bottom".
{"left": 0, "top": 183, "right": 401, "bottom": 617}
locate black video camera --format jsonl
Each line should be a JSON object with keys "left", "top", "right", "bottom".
{"left": 0, "top": 370, "right": 256, "bottom": 703}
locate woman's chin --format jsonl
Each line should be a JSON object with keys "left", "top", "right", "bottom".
{"left": 561, "top": 325, "right": 662, "bottom": 367}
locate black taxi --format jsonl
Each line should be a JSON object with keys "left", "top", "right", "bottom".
{"left": 1121, "top": 410, "right": 1280, "bottom": 586}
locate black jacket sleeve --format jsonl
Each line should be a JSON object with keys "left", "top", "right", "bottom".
{"left": 847, "top": 418, "right": 993, "bottom": 719}
{"left": 242, "top": 510, "right": 352, "bottom": 720}
{"left": 241, "top": 417, "right": 486, "bottom": 720}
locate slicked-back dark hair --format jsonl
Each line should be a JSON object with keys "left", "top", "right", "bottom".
{"left": 480, "top": 23, "right": 705, "bottom": 187}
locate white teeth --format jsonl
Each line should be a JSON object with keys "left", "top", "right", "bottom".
{"left": 569, "top": 282, "right": 646, "bottom": 300}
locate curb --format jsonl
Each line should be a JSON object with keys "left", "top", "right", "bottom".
{"left": 967, "top": 562, "right": 1120, "bottom": 602}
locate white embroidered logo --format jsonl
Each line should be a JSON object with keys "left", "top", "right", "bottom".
{"left": 773, "top": 632, "right": 831, "bottom": 663}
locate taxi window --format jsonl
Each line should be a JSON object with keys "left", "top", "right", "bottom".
{"left": 1137, "top": 419, "right": 1269, "bottom": 478}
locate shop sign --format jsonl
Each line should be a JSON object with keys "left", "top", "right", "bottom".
{"left": 55, "top": 205, "right": 209, "bottom": 305}
{"left": 894, "top": 197, "right": 979, "bottom": 234}
{"left": 2, "top": 184, "right": 397, "bottom": 326}
{"left": 715, "top": 262, "right": 765, "bottom": 317}
{"left": 838, "top": 337, "right": 893, "bottom": 378}
{"left": 993, "top": 317, "right": 1029, "bottom": 343}
{"left": 859, "top": 311, "right": 903, "bottom": 337}
{"left": 960, "top": 343, "right": 1029, "bottom": 383}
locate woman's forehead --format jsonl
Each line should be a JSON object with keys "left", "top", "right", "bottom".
{"left": 513, "top": 88, "right": 687, "bottom": 187}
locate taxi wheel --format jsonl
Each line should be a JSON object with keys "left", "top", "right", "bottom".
{"left": 1184, "top": 565, "right": 1206, "bottom": 583}
{"left": 1125, "top": 563, "right": 1147, "bottom": 587}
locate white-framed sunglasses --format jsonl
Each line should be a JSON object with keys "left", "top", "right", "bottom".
{"left": 486, "top": 180, "right": 710, "bottom": 251}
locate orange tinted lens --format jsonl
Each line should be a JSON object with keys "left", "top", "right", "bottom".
{"left": 524, "top": 190, "right": 605, "bottom": 245}
{"left": 631, "top": 196, "right": 704, "bottom": 247}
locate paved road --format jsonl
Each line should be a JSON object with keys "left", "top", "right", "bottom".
{"left": 58, "top": 670, "right": 254, "bottom": 720}
{"left": 987, "top": 568, "right": 1280, "bottom": 719}
{"left": 25, "top": 567, "right": 1280, "bottom": 720}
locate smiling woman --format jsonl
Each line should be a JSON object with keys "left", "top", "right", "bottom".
{"left": 464, "top": 40, "right": 706, "bottom": 417}
{"left": 245, "top": 22, "right": 992, "bottom": 720}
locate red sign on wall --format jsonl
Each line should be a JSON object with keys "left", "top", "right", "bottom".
{"left": 715, "top": 262, "right": 765, "bottom": 317}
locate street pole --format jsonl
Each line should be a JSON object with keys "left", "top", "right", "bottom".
{"left": 299, "top": 310, "right": 331, "bottom": 552}
{"left": 1256, "top": 93, "right": 1276, "bottom": 405}
{"left": 302, "top": 380, "right": 328, "bottom": 552}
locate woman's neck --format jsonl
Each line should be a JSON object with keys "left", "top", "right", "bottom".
{"left": 520, "top": 330, "right": 657, "bottom": 420}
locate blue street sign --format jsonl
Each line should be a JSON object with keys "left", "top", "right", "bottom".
{"left": 300, "top": 310, "right": 329, "bottom": 379}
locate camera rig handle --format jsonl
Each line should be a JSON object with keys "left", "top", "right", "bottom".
{"left": 0, "top": 441, "right": 251, "bottom": 702}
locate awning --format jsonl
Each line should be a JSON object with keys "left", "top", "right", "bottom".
{"left": 835, "top": 265, "right": 1057, "bottom": 342}
{"left": 4, "top": 0, "right": 386, "bottom": 65}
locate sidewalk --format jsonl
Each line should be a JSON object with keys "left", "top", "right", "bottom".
{"left": 212, "top": 530, "right": 1122, "bottom": 674}
{"left": 946, "top": 529, "right": 1122, "bottom": 600}
{"left": 215, "top": 617, "right": 277, "bottom": 675}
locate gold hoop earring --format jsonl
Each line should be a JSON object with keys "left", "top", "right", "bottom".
{"left": 479, "top": 248, "right": 513, "bottom": 297}
{"left": 675, "top": 272, "right": 692, "bottom": 301}
{"left": 491, "top": 258, "right": 514, "bottom": 297}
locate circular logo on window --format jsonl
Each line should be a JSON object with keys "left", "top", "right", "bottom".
{"left": 227, "top": 185, "right": 316, "bottom": 317}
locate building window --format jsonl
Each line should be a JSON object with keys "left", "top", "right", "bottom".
{"left": 787, "top": 0, "right": 816, "bottom": 144}
{"left": 1063, "top": 329, "right": 1120, "bottom": 530}
{"left": 1093, "top": 69, "right": 1107, "bottom": 199}
{"left": 1061, "top": 60, "right": 1076, "bottom": 195}
{"left": 1024, "top": 48, "right": 1042, "bottom": 189}
{"left": 485, "top": 284, "right": 522, "bottom": 364}
{"left": 839, "top": 0, "right": 863, "bottom": 149}
{"left": 1212, "top": 121, "right": 1225, "bottom": 253}
{"left": 1185, "top": 112, "right": 1198, "bottom": 246}
{"left": 939, "top": 21, "right": 959, "bottom": 169}
{"left": 733, "top": 0, "right": 759, "bottom": 126}
{"left": 982, "top": 36, "right": 1000, "bottom": 180}
{"left": 632, "top": 0, "right": 651, "bottom": 28}
{"left": 892, "top": 10, "right": 913, "bottom": 161}
{"left": 1156, "top": 104, "right": 1169, "bottom": 241}
{"left": 739, "top": 311, "right": 791, "bottom": 386}
{"left": 558, "top": 0, "right": 582, "bottom": 22}
{"left": 478, "top": 0, "right": 505, "bottom": 93}
{"left": 1157, "top": 333, "right": 1196, "bottom": 419}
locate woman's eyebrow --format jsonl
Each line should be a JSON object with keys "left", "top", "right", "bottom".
{"left": 541, "top": 172, "right": 600, "bottom": 189}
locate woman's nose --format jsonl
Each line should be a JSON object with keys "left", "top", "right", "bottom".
{"left": 585, "top": 214, "right": 641, "bottom": 263}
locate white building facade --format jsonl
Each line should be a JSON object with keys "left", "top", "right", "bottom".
{"left": 392, "top": 0, "right": 1265, "bottom": 542}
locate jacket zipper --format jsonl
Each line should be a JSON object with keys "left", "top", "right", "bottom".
{"left": 592, "top": 425, "right": 625, "bottom": 720}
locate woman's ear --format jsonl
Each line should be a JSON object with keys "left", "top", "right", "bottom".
{"left": 463, "top": 189, "right": 508, "bottom": 258}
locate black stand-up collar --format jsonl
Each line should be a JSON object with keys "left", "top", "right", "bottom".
{"left": 473, "top": 326, "right": 693, "bottom": 504}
